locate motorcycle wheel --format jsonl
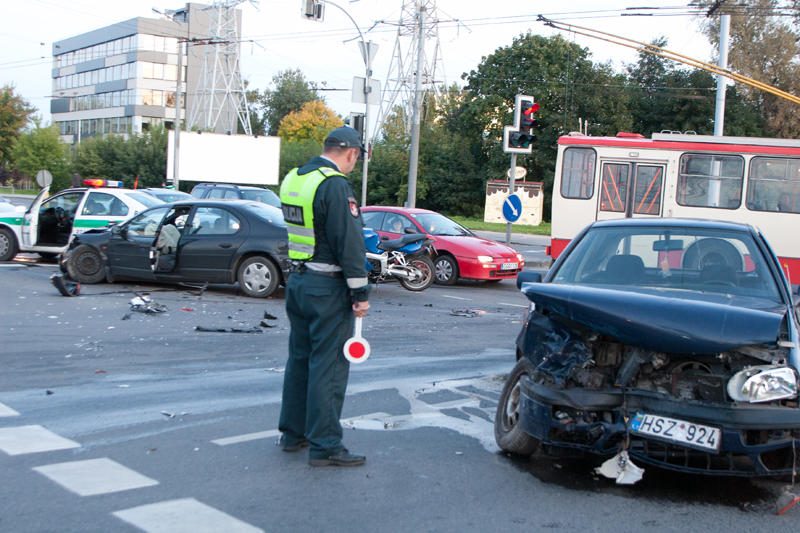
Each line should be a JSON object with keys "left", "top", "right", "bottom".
{"left": 399, "top": 255, "right": 435, "bottom": 291}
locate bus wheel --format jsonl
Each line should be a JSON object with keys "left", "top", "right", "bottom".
{"left": 0, "top": 228, "right": 19, "bottom": 262}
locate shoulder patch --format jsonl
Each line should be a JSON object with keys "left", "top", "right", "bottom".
{"left": 348, "top": 197, "right": 360, "bottom": 218}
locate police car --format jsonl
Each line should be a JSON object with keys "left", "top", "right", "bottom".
{"left": 0, "top": 179, "right": 163, "bottom": 261}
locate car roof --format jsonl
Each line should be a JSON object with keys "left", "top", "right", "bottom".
{"left": 362, "top": 206, "right": 436, "bottom": 215}
{"left": 590, "top": 217, "right": 756, "bottom": 233}
{"left": 193, "top": 183, "right": 266, "bottom": 190}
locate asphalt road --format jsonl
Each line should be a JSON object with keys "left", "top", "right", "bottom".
{"left": 0, "top": 258, "right": 797, "bottom": 532}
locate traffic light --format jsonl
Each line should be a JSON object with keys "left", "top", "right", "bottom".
{"left": 503, "top": 95, "right": 539, "bottom": 154}
{"left": 302, "top": 0, "right": 324, "bottom": 21}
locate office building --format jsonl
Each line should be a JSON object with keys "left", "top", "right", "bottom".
{"left": 51, "top": 2, "right": 245, "bottom": 143}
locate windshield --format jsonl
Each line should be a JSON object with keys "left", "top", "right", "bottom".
{"left": 126, "top": 192, "right": 164, "bottom": 208}
{"left": 552, "top": 225, "right": 783, "bottom": 303}
{"left": 411, "top": 213, "right": 471, "bottom": 236}
{"left": 241, "top": 189, "right": 281, "bottom": 208}
{"left": 243, "top": 202, "right": 286, "bottom": 227}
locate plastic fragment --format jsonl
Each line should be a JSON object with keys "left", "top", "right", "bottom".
{"left": 195, "top": 326, "right": 262, "bottom": 333}
{"left": 776, "top": 490, "right": 800, "bottom": 515}
{"left": 50, "top": 274, "right": 80, "bottom": 297}
{"left": 595, "top": 451, "right": 644, "bottom": 485}
{"left": 450, "top": 308, "right": 487, "bottom": 318}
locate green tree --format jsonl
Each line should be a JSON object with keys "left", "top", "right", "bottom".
{"left": 259, "top": 70, "right": 320, "bottom": 136}
{"left": 279, "top": 138, "right": 322, "bottom": 178}
{"left": 11, "top": 121, "right": 70, "bottom": 188}
{"left": 625, "top": 38, "right": 765, "bottom": 137}
{"left": 277, "top": 100, "right": 342, "bottom": 143}
{"left": 701, "top": 0, "right": 800, "bottom": 137}
{"left": 72, "top": 127, "right": 168, "bottom": 188}
{"left": 0, "top": 85, "right": 35, "bottom": 171}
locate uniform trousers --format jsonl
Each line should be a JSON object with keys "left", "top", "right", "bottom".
{"left": 278, "top": 270, "right": 353, "bottom": 458}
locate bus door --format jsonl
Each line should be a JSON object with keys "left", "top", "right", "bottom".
{"left": 597, "top": 161, "right": 666, "bottom": 221}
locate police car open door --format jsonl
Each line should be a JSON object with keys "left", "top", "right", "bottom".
{"left": 21, "top": 186, "right": 49, "bottom": 247}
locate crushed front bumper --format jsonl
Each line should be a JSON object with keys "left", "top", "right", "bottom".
{"left": 520, "top": 377, "right": 800, "bottom": 477}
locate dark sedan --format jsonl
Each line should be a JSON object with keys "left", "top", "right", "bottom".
{"left": 61, "top": 200, "right": 289, "bottom": 298}
{"left": 495, "top": 217, "right": 800, "bottom": 479}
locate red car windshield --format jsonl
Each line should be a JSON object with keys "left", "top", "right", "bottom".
{"left": 411, "top": 213, "right": 472, "bottom": 236}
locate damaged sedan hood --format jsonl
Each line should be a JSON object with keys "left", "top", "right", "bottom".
{"left": 522, "top": 284, "right": 785, "bottom": 355}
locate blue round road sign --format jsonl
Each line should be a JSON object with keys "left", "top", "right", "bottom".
{"left": 502, "top": 193, "right": 523, "bottom": 223}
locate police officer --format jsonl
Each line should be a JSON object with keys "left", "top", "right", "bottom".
{"left": 278, "top": 126, "right": 370, "bottom": 467}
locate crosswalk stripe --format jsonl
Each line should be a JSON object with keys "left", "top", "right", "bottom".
{"left": 0, "top": 425, "right": 80, "bottom": 455}
{"left": 0, "top": 402, "right": 20, "bottom": 417}
{"left": 34, "top": 458, "right": 158, "bottom": 496}
{"left": 113, "top": 498, "right": 263, "bottom": 533}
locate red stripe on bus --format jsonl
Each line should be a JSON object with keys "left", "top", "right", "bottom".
{"left": 559, "top": 136, "right": 800, "bottom": 156}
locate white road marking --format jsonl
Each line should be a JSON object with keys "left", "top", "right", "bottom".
{"left": 498, "top": 302, "right": 528, "bottom": 308}
{"left": 211, "top": 413, "right": 392, "bottom": 446}
{"left": 0, "top": 402, "right": 20, "bottom": 417}
{"left": 211, "top": 429, "right": 280, "bottom": 447}
{"left": 113, "top": 498, "right": 263, "bottom": 533}
{"left": 441, "top": 294, "right": 470, "bottom": 301}
{"left": 0, "top": 425, "right": 80, "bottom": 455}
{"left": 34, "top": 457, "right": 158, "bottom": 496}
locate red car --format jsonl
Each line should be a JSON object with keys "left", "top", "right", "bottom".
{"left": 361, "top": 206, "right": 525, "bottom": 285}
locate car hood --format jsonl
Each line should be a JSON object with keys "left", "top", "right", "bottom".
{"left": 434, "top": 235, "right": 518, "bottom": 258}
{"left": 521, "top": 283, "right": 786, "bottom": 355}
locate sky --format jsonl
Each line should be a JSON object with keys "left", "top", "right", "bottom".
{"left": 0, "top": 0, "right": 715, "bottom": 129}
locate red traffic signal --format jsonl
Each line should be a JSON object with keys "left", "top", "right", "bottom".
{"left": 520, "top": 101, "right": 540, "bottom": 132}
{"left": 503, "top": 95, "right": 538, "bottom": 154}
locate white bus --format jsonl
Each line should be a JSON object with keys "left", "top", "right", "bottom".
{"left": 550, "top": 132, "right": 800, "bottom": 282}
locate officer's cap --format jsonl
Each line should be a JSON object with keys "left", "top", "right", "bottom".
{"left": 324, "top": 127, "right": 364, "bottom": 151}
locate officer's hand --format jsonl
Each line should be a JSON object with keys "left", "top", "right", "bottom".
{"left": 352, "top": 300, "right": 369, "bottom": 317}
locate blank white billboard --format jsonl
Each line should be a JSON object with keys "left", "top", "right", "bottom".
{"left": 167, "top": 131, "right": 281, "bottom": 186}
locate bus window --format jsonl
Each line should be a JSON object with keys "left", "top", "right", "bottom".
{"left": 599, "top": 163, "right": 629, "bottom": 212}
{"left": 746, "top": 157, "right": 800, "bottom": 213}
{"left": 677, "top": 153, "right": 743, "bottom": 209}
{"left": 560, "top": 147, "right": 596, "bottom": 199}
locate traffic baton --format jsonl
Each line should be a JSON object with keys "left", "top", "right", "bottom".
{"left": 343, "top": 316, "right": 370, "bottom": 364}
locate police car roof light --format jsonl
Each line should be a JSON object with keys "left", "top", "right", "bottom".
{"left": 84, "top": 179, "right": 123, "bottom": 188}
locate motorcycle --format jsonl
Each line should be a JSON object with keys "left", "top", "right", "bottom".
{"left": 363, "top": 228, "right": 435, "bottom": 291}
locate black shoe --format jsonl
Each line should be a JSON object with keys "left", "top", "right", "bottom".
{"left": 279, "top": 435, "right": 309, "bottom": 452}
{"left": 309, "top": 449, "right": 366, "bottom": 467}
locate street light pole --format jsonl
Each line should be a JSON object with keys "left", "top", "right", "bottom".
{"left": 313, "top": 1, "right": 373, "bottom": 206}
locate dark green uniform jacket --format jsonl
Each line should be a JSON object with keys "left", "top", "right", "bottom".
{"left": 295, "top": 156, "right": 368, "bottom": 301}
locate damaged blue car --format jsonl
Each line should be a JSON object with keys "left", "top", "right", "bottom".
{"left": 495, "top": 218, "right": 800, "bottom": 478}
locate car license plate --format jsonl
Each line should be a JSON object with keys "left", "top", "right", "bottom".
{"left": 500, "top": 262, "right": 518, "bottom": 271}
{"left": 630, "top": 413, "right": 721, "bottom": 452}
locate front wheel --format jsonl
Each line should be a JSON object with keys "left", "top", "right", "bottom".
{"left": 0, "top": 227, "right": 19, "bottom": 261}
{"left": 399, "top": 255, "right": 435, "bottom": 291}
{"left": 66, "top": 244, "right": 106, "bottom": 284}
{"left": 495, "top": 358, "right": 540, "bottom": 456}
{"left": 434, "top": 254, "right": 459, "bottom": 285}
{"left": 238, "top": 256, "right": 279, "bottom": 298}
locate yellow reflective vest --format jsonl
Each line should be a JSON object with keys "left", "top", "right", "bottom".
{"left": 279, "top": 166, "right": 344, "bottom": 261}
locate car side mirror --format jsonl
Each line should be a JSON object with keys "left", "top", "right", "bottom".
{"left": 516, "top": 271, "right": 542, "bottom": 290}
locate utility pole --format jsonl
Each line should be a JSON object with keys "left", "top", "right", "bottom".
{"left": 713, "top": 14, "right": 730, "bottom": 136}
{"left": 173, "top": 39, "right": 183, "bottom": 191}
{"left": 406, "top": 4, "right": 426, "bottom": 208}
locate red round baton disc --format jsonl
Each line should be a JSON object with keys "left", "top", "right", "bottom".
{"left": 343, "top": 336, "right": 370, "bottom": 363}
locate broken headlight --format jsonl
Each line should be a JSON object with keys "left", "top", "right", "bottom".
{"left": 727, "top": 365, "right": 798, "bottom": 403}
